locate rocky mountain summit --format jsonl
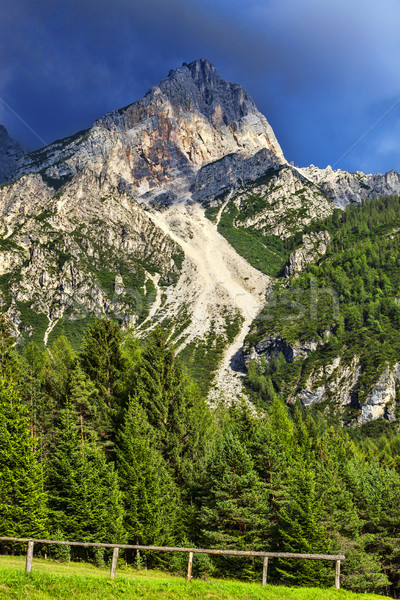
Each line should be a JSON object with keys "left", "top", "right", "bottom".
{"left": 1, "top": 58, "right": 400, "bottom": 424}
{"left": 11, "top": 59, "right": 285, "bottom": 203}
{"left": 0, "top": 125, "right": 25, "bottom": 185}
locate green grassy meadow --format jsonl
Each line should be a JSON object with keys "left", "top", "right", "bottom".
{"left": 0, "top": 556, "right": 385, "bottom": 600}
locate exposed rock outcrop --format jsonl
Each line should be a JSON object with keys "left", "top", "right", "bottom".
{"left": 299, "top": 165, "right": 400, "bottom": 208}
{"left": 271, "top": 351, "right": 399, "bottom": 424}
{"left": 0, "top": 170, "right": 183, "bottom": 342}
{"left": 285, "top": 231, "right": 331, "bottom": 277}
{"left": 192, "top": 148, "right": 282, "bottom": 204}
{"left": 294, "top": 356, "right": 361, "bottom": 412}
{"left": 224, "top": 165, "right": 334, "bottom": 239}
{"left": 297, "top": 386, "right": 326, "bottom": 407}
{"left": 358, "top": 364, "right": 400, "bottom": 424}
{"left": 243, "top": 334, "right": 319, "bottom": 365}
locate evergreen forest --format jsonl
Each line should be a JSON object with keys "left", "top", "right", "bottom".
{"left": 1, "top": 315, "right": 400, "bottom": 596}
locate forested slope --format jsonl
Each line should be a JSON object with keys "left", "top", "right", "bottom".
{"left": 245, "top": 195, "right": 400, "bottom": 425}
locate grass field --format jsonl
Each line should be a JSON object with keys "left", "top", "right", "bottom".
{"left": 0, "top": 556, "right": 385, "bottom": 599}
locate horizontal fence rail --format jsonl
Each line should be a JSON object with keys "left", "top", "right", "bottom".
{"left": 0, "top": 537, "right": 345, "bottom": 589}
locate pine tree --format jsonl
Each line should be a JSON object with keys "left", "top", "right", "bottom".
{"left": 198, "top": 430, "right": 271, "bottom": 578}
{"left": 120, "top": 329, "right": 142, "bottom": 401}
{"left": 81, "top": 319, "right": 123, "bottom": 403}
{"left": 0, "top": 377, "right": 48, "bottom": 537}
{"left": 136, "top": 329, "right": 210, "bottom": 488}
{"left": 20, "top": 341, "right": 45, "bottom": 440}
{"left": 69, "top": 363, "right": 99, "bottom": 445}
{"left": 313, "top": 426, "right": 361, "bottom": 540}
{"left": 40, "top": 335, "right": 78, "bottom": 455}
{"left": 116, "top": 396, "right": 181, "bottom": 546}
{"left": 250, "top": 397, "right": 294, "bottom": 550}
{"left": 43, "top": 335, "right": 77, "bottom": 406}
{"left": 80, "top": 319, "right": 124, "bottom": 439}
{"left": 48, "top": 403, "right": 124, "bottom": 545}
{"left": 276, "top": 465, "right": 331, "bottom": 587}
{"left": 0, "top": 315, "right": 19, "bottom": 379}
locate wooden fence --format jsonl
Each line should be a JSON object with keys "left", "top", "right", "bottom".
{"left": 0, "top": 537, "right": 345, "bottom": 590}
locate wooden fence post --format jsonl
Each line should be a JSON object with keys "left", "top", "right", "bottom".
{"left": 262, "top": 556, "right": 268, "bottom": 587}
{"left": 25, "top": 541, "right": 34, "bottom": 573}
{"left": 186, "top": 551, "right": 193, "bottom": 581}
{"left": 335, "top": 559, "right": 341, "bottom": 590}
{"left": 110, "top": 547, "right": 119, "bottom": 579}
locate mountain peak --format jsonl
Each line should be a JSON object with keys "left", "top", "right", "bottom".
{"left": 183, "top": 58, "right": 218, "bottom": 80}
{"left": 17, "top": 60, "right": 286, "bottom": 201}
{"left": 157, "top": 58, "right": 257, "bottom": 123}
{"left": 185, "top": 58, "right": 229, "bottom": 93}
{"left": 170, "top": 58, "right": 217, "bottom": 78}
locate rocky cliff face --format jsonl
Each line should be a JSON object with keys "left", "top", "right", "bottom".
{"left": 284, "top": 231, "right": 331, "bottom": 277}
{"left": 191, "top": 148, "right": 282, "bottom": 205}
{"left": 294, "top": 355, "right": 362, "bottom": 415}
{"left": 0, "top": 171, "right": 182, "bottom": 345}
{"left": 244, "top": 332, "right": 400, "bottom": 425}
{"left": 13, "top": 59, "right": 286, "bottom": 204}
{"left": 243, "top": 334, "right": 320, "bottom": 365}
{"left": 294, "top": 355, "right": 399, "bottom": 425}
{"left": 206, "top": 164, "right": 334, "bottom": 240}
{"left": 0, "top": 126, "right": 25, "bottom": 185}
{"left": 359, "top": 364, "right": 400, "bottom": 424}
{"left": 300, "top": 165, "right": 400, "bottom": 208}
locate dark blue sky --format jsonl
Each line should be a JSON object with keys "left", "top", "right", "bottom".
{"left": 1, "top": 0, "right": 399, "bottom": 173}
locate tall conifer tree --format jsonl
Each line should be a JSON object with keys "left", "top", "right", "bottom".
{"left": 69, "top": 363, "right": 99, "bottom": 445}
{"left": 116, "top": 396, "right": 181, "bottom": 546}
{"left": 198, "top": 430, "right": 271, "bottom": 577}
{"left": 276, "top": 466, "right": 331, "bottom": 586}
{"left": 137, "top": 329, "right": 210, "bottom": 488}
{"left": 0, "top": 315, "right": 19, "bottom": 378}
{"left": 80, "top": 319, "right": 124, "bottom": 440}
{"left": 0, "top": 377, "right": 48, "bottom": 537}
{"left": 20, "top": 341, "right": 45, "bottom": 440}
{"left": 48, "top": 403, "right": 124, "bottom": 544}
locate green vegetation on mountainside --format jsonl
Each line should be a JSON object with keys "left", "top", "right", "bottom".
{"left": 205, "top": 167, "right": 330, "bottom": 277}
{"left": 47, "top": 314, "right": 97, "bottom": 349}
{"left": 245, "top": 195, "right": 400, "bottom": 416}
{"left": 215, "top": 202, "right": 288, "bottom": 277}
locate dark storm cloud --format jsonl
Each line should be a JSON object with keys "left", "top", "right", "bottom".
{"left": 0, "top": 0, "right": 399, "bottom": 172}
